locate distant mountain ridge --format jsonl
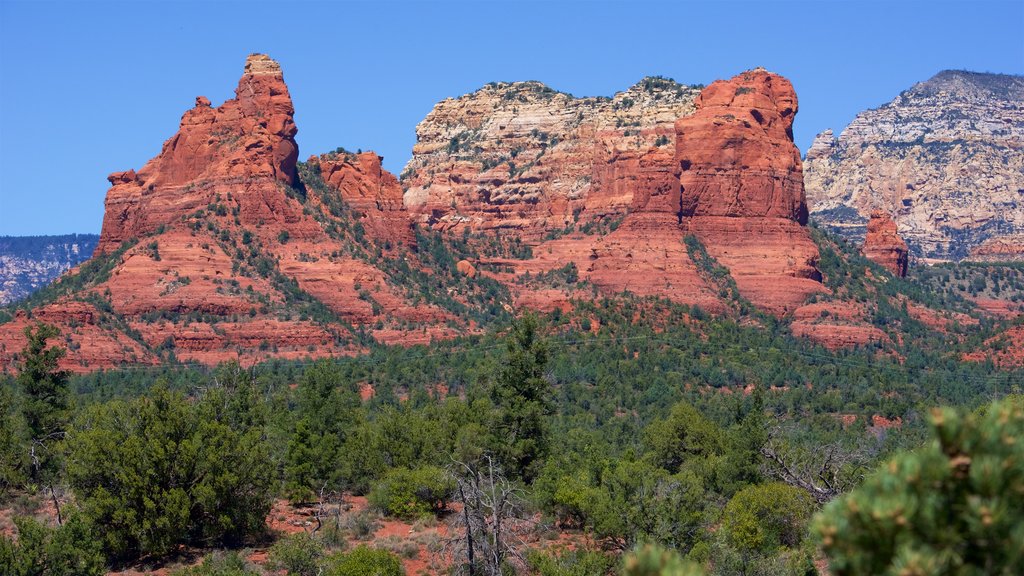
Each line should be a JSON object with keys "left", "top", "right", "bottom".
{"left": 0, "top": 234, "right": 99, "bottom": 305}
{"left": 804, "top": 69, "right": 1024, "bottom": 261}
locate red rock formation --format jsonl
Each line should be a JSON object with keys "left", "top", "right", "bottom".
{"left": 307, "top": 152, "right": 413, "bottom": 246}
{"left": 790, "top": 302, "right": 891, "bottom": 350}
{"left": 483, "top": 69, "right": 824, "bottom": 316}
{"left": 0, "top": 54, "right": 460, "bottom": 373}
{"left": 1, "top": 65, "right": 840, "bottom": 372}
{"left": 673, "top": 69, "right": 823, "bottom": 314}
{"left": 964, "top": 323, "right": 1024, "bottom": 368}
{"left": 97, "top": 53, "right": 311, "bottom": 253}
{"left": 968, "top": 235, "right": 1024, "bottom": 262}
{"left": 403, "top": 79, "right": 700, "bottom": 240}
{"left": 863, "top": 210, "right": 909, "bottom": 276}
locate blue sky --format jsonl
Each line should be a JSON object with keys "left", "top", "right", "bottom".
{"left": 1, "top": 0, "right": 1022, "bottom": 235}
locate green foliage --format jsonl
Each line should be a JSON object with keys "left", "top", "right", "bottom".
{"left": 490, "top": 313, "right": 552, "bottom": 481}
{"left": 644, "top": 402, "right": 724, "bottom": 481}
{"left": 526, "top": 547, "right": 616, "bottom": 575}
{"left": 0, "top": 513, "right": 105, "bottom": 576}
{"left": 16, "top": 323, "right": 69, "bottom": 482}
{"left": 814, "top": 399, "right": 1024, "bottom": 575}
{"left": 64, "top": 385, "right": 273, "bottom": 561}
{"left": 587, "top": 460, "right": 707, "bottom": 551}
{"left": 267, "top": 532, "right": 326, "bottom": 576}
{"left": 171, "top": 551, "right": 261, "bottom": 576}
{"left": 0, "top": 384, "right": 25, "bottom": 493}
{"left": 368, "top": 465, "right": 453, "bottom": 518}
{"left": 285, "top": 359, "right": 363, "bottom": 501}
{"left": 722, "top": 483, "right": 814, "bottom": 554}
{"left": 621, "top": 543, "right": 705, "bottom": 576}
{"left": 324, "top": 545, "right": 404, "bottom": 576}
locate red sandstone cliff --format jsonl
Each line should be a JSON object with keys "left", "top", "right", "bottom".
{"left": 307, "top": 151, "right": 413, "bottom": 246}
{"left": 1, "top": 65, "right": 844, "bottom": 371}
{"left": 491, "top": 69, "right": 823, "bottom": 316}
{"left": 674, "top": 69, "right": 823, "bottom": 314}
{"left": 863, "top": 211, "right": 909, "bottom": 276}
{"left": 97, "top": 54, "right": 311, "bottom": 253}
{"left": 402, "top": 78, "right": 700, "bottom": 240}
{"left": 0, "top": 55, "right": 458, "bottom": 372}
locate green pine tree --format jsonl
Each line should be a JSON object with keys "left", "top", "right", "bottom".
{"left": 814, "top": 397, "right": 1024, "bottom": 575}
{"left": 16, "top": 323, "right": 69, "bottom": 483}
{"left": 490, "top": 312, "right": 552, "bottom": 482}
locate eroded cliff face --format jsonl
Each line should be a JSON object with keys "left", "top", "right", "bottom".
{"left": 469, "top": 69, "right": 824, "bottom": 316}
{"left": 2, "top": 65, "right": 839, "bottom": 371}
{"left": 862, "top": 211, "right": 909, "bottom": 277}
{"left": 306, "top": 151, "right": 414, "bottom": 246}
{"left": 97, "top": 54, "right": 309, "bottom": 253}
{"left": 805, "top": 70, "right": 1024, "bottom": 262}
{"left": 402, "top": 78, "right": 701, "bottom": 239}
{"left": 675, "top": 69, "right": 823, "bottom": 314}
{"left": 0, "top": 55, "right": 459, "bottom": 372}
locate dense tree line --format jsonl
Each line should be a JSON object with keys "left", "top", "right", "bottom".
{"left": 2, "top": 297, "right": 1023, "bottom": 574}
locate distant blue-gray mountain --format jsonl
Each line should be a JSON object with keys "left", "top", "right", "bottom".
{"left": 0, "top": 234, "right": 99, "bottom": 304}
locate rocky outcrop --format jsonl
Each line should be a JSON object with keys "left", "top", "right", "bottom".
{"left": 2, "top": 63, "right": 837, "bottom": 371}
{"left": 863, "top": 211, "right": 909, "bottom": 276}
{"left": 402, "top": 77, "right": 700, "bottom": 240}
{"left": 805, "top": 70, "right": 1024, "bottom": 261}
{"left": 0, "top": 54, "right": 459, "bottom": 372}
{"left": 0, "top": 234, "right": 99, "bottom": 304}
{"left": 307, "top": 151, "right": 413, "bottom": 246}
{"left": 675, "top": 69, "right": 823, "bottom": 314}
{"left": 97, "top": 53, "right": 310, "bottom": 253}
{"left": 790, "top": 302, "right": 891, "bottom": 350}
{"left": 483, "top": 69, "right": 823, "bottom": 316}
{"left": 968, "top": 236, "right": 1024, "bottom": 262}
{"left": 964, "top": 323, "right": 1024, "bottom": 368}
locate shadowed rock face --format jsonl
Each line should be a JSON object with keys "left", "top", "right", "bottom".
{"left": 863, "top": 211, "right": 909, "bottom": 277}
{"left": 97, "top": 53, "right": 305, "bottom": 254}
{"left": 805, "top": 70, "right": 1024, "bottom": 261}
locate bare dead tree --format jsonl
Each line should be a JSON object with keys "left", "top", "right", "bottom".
{"left": 29, "top": 431, "right": 65, "bottom": 525}
{"left": 308, "top": 482, "right": 346, "bottom": 539}
{"left": 444, "top": 454, "right": 532, "bottom": 576}
{"left": 760, "top": 427, "right": 869, "bottom": 504}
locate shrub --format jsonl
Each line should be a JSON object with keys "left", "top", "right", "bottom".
{"left": 814, "top": 399, "right": 1024, "bottom": 575}
{"left": 621, "top": 543, "right": 705, "bottom": 576}
{"left": 171, "top": 551, "right": 261, "bottom": 576}
{"left": 64, "top": 385, "right": 273, "bottom": 561}
{"left": 527, "top": 548, "right": 616, "bottom": 575}
{"left": 324, "top": 546, "right": 404, "bottom": 576}
{"left": 0, "top": 513, "right": 105, "bottom": 576}
{"left": 267, "top": 533, "right": 325, "bottom": 576}
{"left": 722, "top": 482, "right": 814, "bottom": 554}
{"left": 369, "top": 465, "right": 453, "bottom": 519}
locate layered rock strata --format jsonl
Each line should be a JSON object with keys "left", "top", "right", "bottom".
{"left": 0, "top": 54, "right": 455, "bottom": 372}
{"left": 863, "top": 211, "right": 909, "bottom": 276}
{"left": 402, "top": 77, "right": 701, "bottom": 239}
{"left": 805, "top": 70, "right": 1024, "bottom": 261}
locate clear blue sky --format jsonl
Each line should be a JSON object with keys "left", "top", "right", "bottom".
{"left": 1, "top": 0, "right": 1022, "bottom": 235}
